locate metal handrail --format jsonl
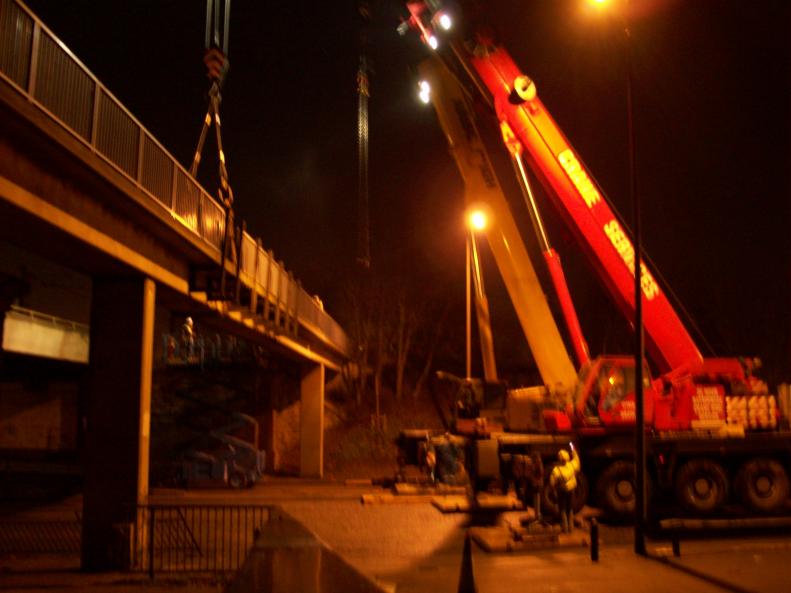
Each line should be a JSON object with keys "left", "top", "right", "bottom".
{"left": 0, "top": 0, "right": 349, "bottom": 358}
{"left": 7, "top": 304, "right": 89, "bottom": 332}
{"left": 132, "top": 504, "right": 273, "bottom": 576}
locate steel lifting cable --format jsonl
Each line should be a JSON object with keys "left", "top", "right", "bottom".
{"left": 191, "top": 0, "right": 239, "bottom": 297}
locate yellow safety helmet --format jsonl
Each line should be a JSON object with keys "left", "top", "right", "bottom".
{"left": 558, "top": 449, "right": 570, "bottom": 462}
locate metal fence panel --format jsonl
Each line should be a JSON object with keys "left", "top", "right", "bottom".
{"left": 140, "top": 134, "right": 174, "bottom": 207}
{"left": 297, "top": 289, "right": 319, "bottom": 327}
{"left": 200, "top": 193, "right": 225, "bottom": 250}
{"left": 0, "top": 0, "right": 33, "bottom": 88}
{"left": 297, "top": 287, "right": 350, "bottom": 354}
{"left": 0, "top": 519, "right": 81, "bottom": 554}
{"left": 256, "top": 249, "right": 270, "bottom": 287}
{"left": 240, "top": 234, "right": 256, "bottom": 278}
{"left": 268, "top": 262, "right": 280, "bottom": 307}
{"left": 133, "top": 505, "right": 271, "bottom": 575}
{"left": 173, "top": 168, "right": 201, "bottom": 234}
{"left": 96, "top": 89, "right": 138, "bottom": 177}
{"left": 34, "top": 31, "right": 95, "bottom": 141}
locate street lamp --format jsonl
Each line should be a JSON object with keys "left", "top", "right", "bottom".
{"left": 468, "top": 209, "right": 487, "bottom": 232}
{"left": 587, "top": 0, "right": 647, "bottom": 556}
{"left": 418, "top": 80, "right": 431, "bottom": 104}
{"left": 465, "top": 208, "right": 488, "bottom": 379}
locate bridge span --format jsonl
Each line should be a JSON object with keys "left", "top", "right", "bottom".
{"left": 0, "top": 0, "right": 350, "bottom": 570}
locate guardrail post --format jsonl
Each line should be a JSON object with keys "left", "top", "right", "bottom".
{"left": 274, "top": 262, "right": 284, "bottom": 330}
{"left": 250, "top": 239, "right": 261, "bottom": 316}
{"left": 293, "top": 279, "right": 301, "bottom": 335}
{"left": 234, "top": 221, "right": 245, "bottom": 304}
{"left": 263, "top": 250, "right": 273, "bottom": 324}
{"left": 219, "top": 208, "right": 232, "bottom": 298}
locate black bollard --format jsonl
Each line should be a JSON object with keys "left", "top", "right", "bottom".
{"left": 590, "top": 518, "right": 599, "bottom": 562}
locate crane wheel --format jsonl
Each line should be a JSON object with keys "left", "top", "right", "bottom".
{"left": 542, "top": 471, "right": 589, "bottom": 516}
{"left": 674, "top": 458, "right": 728, "bottom": 513}
{"left": 735, "top": 458, "right": 790, "bottom": 513}
{"left": 595, "top": 460, "right": 650, "bottom": 520}
{"left": 228, "top": 471, "right": 248, "bottom": 490}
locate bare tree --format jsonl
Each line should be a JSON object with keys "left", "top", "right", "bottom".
{"left": 411, "top": 301, "right": 450, "bottom": 400}
{"left": 394, "top": 290, "right": 418, "bottom": 400}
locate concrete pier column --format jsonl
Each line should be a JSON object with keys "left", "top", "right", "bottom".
{"left": 299, "top": 363, "right": 324, "bottom": 479}
{"left": 81, "top": 277, "right": 155, "bottom": 571}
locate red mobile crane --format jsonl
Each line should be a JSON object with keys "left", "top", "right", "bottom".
{"left": 399, "top": 2, "right": 791, "bottom": 519}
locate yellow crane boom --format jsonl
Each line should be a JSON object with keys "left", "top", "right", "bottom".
{"left": 419, "top": 57, "right": 577, "bottom": 392}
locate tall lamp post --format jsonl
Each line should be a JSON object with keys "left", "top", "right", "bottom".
{"left": 589, "top": 0, "right": 646, "bottom": 555}
{"left": 466, "top": 232, "right": 472, "bottom": 379}
{"left": 466, "top": 209, "right": 488, "bottom": 380}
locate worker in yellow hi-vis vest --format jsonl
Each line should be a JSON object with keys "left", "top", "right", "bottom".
{"left": 549, "top": 443, "right": 581, "bottom": 533}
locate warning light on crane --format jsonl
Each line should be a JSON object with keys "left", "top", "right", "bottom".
{"left": 401, "top": 1, "right": 448, "bottom": 49}
{"left": 418, "top": 80, "right": 431, "bottom": 103}
{"left": 435, "top": 12, "right": 452, "bottom": 31}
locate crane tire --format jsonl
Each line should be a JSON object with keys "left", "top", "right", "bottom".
{"left": 228, "top": 471, "right": 248, "bottom": 490}
{"left": 571, "top": 473, "right": 589, "bottom": 513}
{"left": 735, "top": 458, "right": 790, "bottom": 514}
{"left": 595, "top": 460, "right": 645, "bottom": 520}
{"left": 541, "top": 470, "right": 589, "bottom": 516}
{"left": 674, "top": 458, "right": 728, "bottom": 513}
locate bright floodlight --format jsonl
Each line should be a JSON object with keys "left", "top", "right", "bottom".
{"left": 427, "top": 34, "right": 439, "bottom": 50}
{"left": 437, "top": 13, "right": 452, "bottom": 31}
{"left": 418, "top": 80, "right": 431, "bottom": 104}
{"left": 468, "top": 210, "right": 488, "bottom": 231}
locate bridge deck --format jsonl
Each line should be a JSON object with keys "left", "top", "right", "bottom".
{"left": 0, "top": 0, "right": 349, "bottom": 368}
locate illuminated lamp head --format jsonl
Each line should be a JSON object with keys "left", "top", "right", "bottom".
{"left": 467, "top": 209, "right": 488, "bottom": 231}
{"left": 436, "top": 12, "right": 452, "bottom": 31}
{"left": 418, "top": 80, "right": 431, "bottom": 104}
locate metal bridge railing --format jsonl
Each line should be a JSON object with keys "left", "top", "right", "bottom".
{"left": 0, "top": 0, "right": 349, "bottom": 358}
{"left": 0, "top": 516, "right": 81, "bottom": 554}
{"left": 130, "top": 504, "right": 272, "bottom": 577}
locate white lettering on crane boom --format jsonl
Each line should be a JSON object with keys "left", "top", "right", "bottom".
{"left": 557, "top": 149, "right": 601, "bottom": 208}
{"left": 603, "top": 220, "right": 660, "bottom": 300}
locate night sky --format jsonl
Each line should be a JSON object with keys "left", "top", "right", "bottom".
{"left": 20, "top": 1, "right": 790, "bottom": 384}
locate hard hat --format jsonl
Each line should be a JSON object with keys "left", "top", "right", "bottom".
{"left": 558, "top": 449, "right": 570, "bottom": 462}
{"left": 185, "top": 317, "right": 193, "bottom": 326}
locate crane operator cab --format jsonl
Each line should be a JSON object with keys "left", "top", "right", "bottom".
{"left": 576, "top": 357, "right": 654, "bottom": 428}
